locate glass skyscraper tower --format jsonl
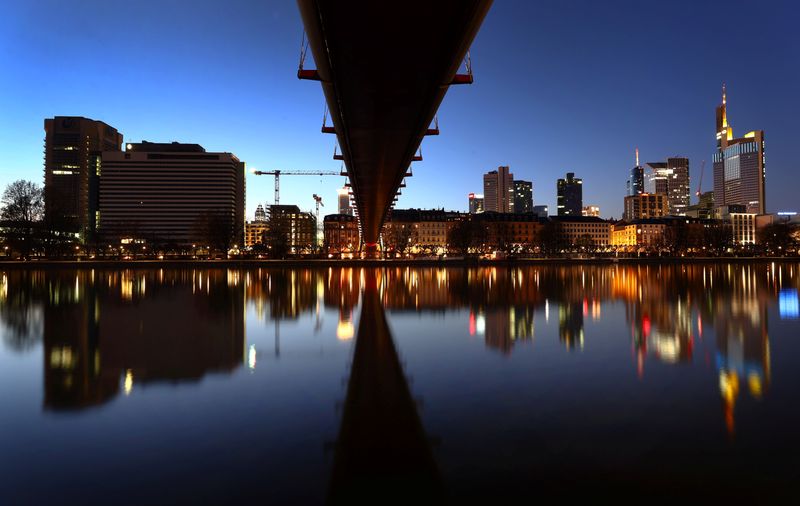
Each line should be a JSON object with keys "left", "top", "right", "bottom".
{"left": 713, "top": 85, "right": 766, "bottom": 215}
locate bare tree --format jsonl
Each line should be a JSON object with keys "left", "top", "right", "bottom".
{"left": 1, "top": 180, "right": 44, "bottom": 258}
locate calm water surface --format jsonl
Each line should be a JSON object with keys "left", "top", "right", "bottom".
{"left": 1, "top": 264, "right": 799, "bottom": 503}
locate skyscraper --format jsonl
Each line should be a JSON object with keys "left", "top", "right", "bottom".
{"left": 98, "top": 141, "right": 245, "bottom": 247}
{"left": 44, "top": 116, "right": 123, "bottom": 239}
{"left": 483, "top": 166, "right": 513, "bottom": 213}
{"left": 513, "top": 180, "right": 533, "bottom": 214}
{"left": 627, "top": 148, "right": 644, "bottom": 196}
{"left": 557, "top": 172, "right": 582, "bottom": 216}
{"left": 713, "top": 85, "right": 766, "bottom": 215}
{"left": 468, "top": 193, "right": 485, "bottom": 214}
{"left": 337, "top": 187, "right": 352, "bottom": 215}
{"left": 645, "top": 157, "right": 690, "bottom": 216}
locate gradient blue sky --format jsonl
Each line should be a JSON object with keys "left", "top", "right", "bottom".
{"left": 1, "top": 0, "right": 798, "bottom": 219}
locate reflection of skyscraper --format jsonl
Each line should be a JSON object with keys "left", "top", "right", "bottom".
{"left": 714, "top": 290, "right": 770, "bottom": 436}
{"left": 558, "top": 301, "right": 584, "bottom": 350}
{"left": 43, "top": 270, "right": 245, "bottom": 409}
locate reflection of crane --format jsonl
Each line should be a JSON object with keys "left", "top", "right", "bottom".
{"left": 252, "top": 169, "right": 339, "bottom": 206}
{"left": 695, "top": 160, "right": 706, "bottom": 199}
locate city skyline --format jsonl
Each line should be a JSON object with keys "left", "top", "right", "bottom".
{"left": 1, "top": 1, "right": 798, "bottom": 221}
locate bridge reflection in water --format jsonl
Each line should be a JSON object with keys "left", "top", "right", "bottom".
{"left": 328, "top": 270, "right": 441, "bottom": 502}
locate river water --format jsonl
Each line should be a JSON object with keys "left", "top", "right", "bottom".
{"left": 1, "top": 263, "right": 799, "bottom": 503}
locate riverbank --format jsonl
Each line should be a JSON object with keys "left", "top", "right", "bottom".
{"left": 0, "top": 256, "right": 798, "bottom": 269}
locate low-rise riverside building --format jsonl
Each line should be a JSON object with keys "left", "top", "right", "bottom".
{"left": 324, "top": 214, "right": 360, "bottom": 254}
{"left": 551, "top": 216, "right": 613, "bottom": 248}
{"left": 612, "top": 219, "right": 667, "bottom": 249}
{"left": 244, "top": 221, "right": 269, "bottom": 248}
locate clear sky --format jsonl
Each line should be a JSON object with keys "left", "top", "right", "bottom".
{"left": 1, "top": 0, "right": 798, "bottom": 219}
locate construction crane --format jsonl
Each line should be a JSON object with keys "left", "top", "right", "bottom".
{"left": 251, "top": 169, "right": 340, "bottom": 206}
{"left": 312, "top": 194, "right": 324, "bottom": 248}
{"left": 312, "top": 193, "right": 324, "bottom": 220}
{"left": 695, "top": 160, "right": 706, "bottom": 200}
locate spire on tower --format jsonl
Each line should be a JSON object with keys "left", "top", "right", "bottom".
{"left": 635, "top": 147, "right": 639, "bottom": 167}
{"left": 721, "top": 83, "right": 729, "bottom": 130}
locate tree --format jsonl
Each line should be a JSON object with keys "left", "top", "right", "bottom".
{"left": 194, "top": 210, "right": 237, "bottom": 254}
{"left": 759, "top": 223, "right": 796, "bottom": 255}
{"left": 447, "top": 219, "right": 487, "bottom": 256}
{"left": 384, "top": 224, "right": 413, "bottom": 256}
{"left": 704, "top": 222, "right": 733, "bottom": 256}
{"left": 1, "top": 180, "right": 44, "bottom": 258}
{"left": 536, "top": 221, "right": 561, "bottom": 257}
{"left": 574, "top": 234, "right": 595, "bottom": 254}
{"left": 264, "top": 218, "right": 290, "bottom": 259}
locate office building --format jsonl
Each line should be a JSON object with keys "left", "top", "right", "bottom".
{"left": 685, "top": 191, "right": 715, "bottom": 220}
{"left": 472, "top": 212, "right": 545, "bottom": 250}
{"left": 513, "top": 180, "right": 533, "bottom": 214}
{"left": 713, "top": 85, "right": 766, "bottom": 215}
{"left": 623, "top": 193, "right": 669, "bottom": 220}
{"left": 323, "top": 214, "right": 360, "bottom": 253}
{"left": 337, "top": 187, "right": 352, "bottom": 215}
{"left": 612, "top": 219, "right": 667, "bottom": 249}
{"left": 98, "top": 141, "right": 245, "bottom": 247}
{"left": 582, "top": 205, "right": 600, "bottom": 217}
{"left": 557, "top": 172, "right": 582, "bottom": 216}
{"left": 385, "top": 208, "right": 462, "bottom": 253}
{"left": 483, "top": 166, "right": 514, "bottom": 213}
{"left": 468, "top": 193, "right": 485, "bottom": 214}
{"left": 44, "top": 116, "right": 123, "bottom": 239}
{"left": 533, "top": 205, "right": 549, "bottom": 218}
{"left": 268, "top": 205, "right": 316, "bottom": 253}
{"left": 551, "top": 215, "right": 611, "bottom": 247}
{"left": 244, "top": 221, "right": 269, "bottom": 248}
{"left": 254, "top": 204, "right": 267, "bottom": 222}
{"left": 627, "top": 148, "right": 645, "bottom": 196}
{"left": 645, "top": 157, "right": 690, "bottom": 216}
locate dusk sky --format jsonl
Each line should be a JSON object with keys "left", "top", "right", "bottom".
{"left": 2, "top": 0, "right": 798, "bottom": 219}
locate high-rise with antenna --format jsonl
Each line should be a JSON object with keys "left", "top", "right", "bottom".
{"left": 627, "top": 147, "right": 644, "bottom": 196}
{"left": 713, "top": 84, "right": 766, "bottom": 214}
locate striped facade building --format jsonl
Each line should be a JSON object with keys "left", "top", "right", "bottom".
{"left": 98, "top": 142, "right": 245, "bottom": 247}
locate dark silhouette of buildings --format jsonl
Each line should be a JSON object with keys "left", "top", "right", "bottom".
{"left": 513, "top": 180, "right": 533, "bottom": 214}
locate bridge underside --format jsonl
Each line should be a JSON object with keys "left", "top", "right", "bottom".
{"left": 297, "top": 0, "right": 492, "bottom": 253}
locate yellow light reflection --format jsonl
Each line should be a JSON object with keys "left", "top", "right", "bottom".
{"left": 124, "top": 369, "right": 133, "bottom": 395}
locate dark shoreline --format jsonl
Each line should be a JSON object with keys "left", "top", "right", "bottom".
{"left": 0, "top": 256, "right": 798, "bottom": 269}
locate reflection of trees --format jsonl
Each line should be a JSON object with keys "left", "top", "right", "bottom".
{"left": 0, "top": 271, "right": 47, "bottom": 351}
